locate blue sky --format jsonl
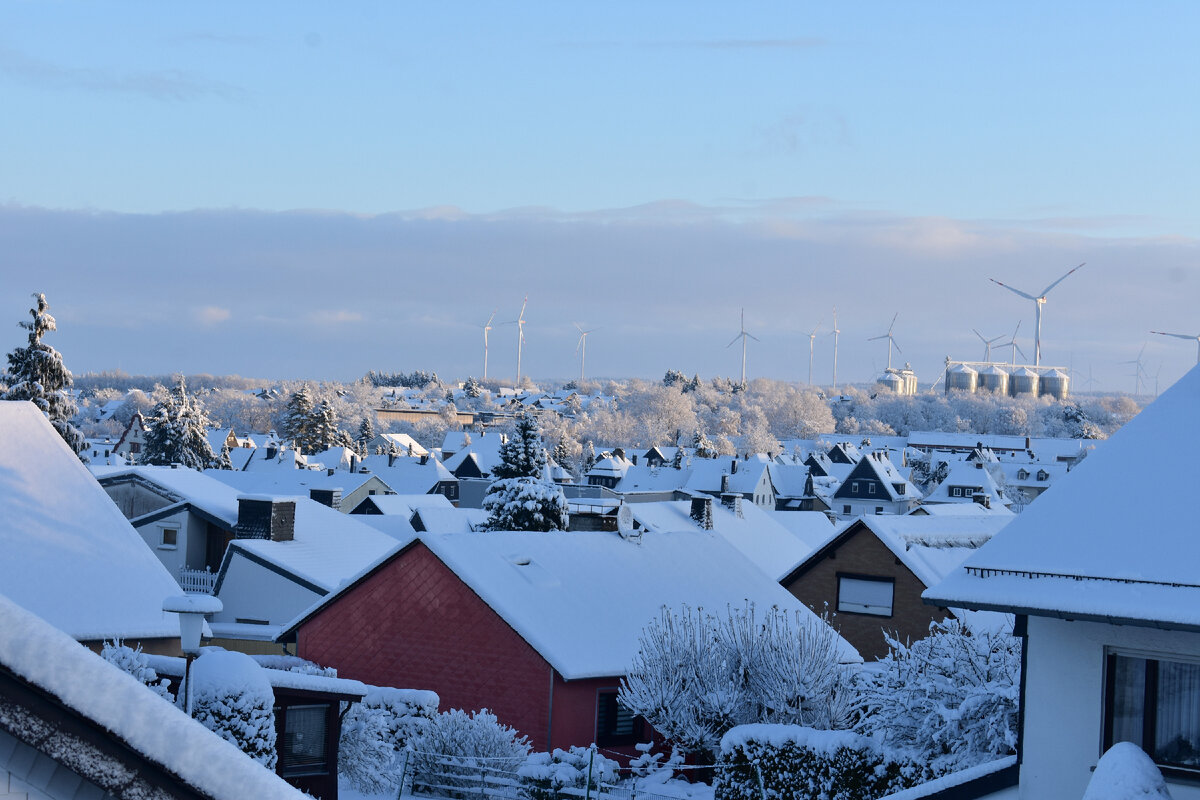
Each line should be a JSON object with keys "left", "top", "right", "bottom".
{"left": 1, "top": 3, "right": 1197, "bottom": 391}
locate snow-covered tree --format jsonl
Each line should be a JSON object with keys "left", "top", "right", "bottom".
{"left": 312, "top": 398, "right": 353, "bottom": 452}
{"left": 464, "top": 375, "right": 483, "bottom": 398}
{"left": 216, "top": 440, "right": 234, "bottom": 470}
{"left": 356, "top": 416, "right": 376, "bottom": 451}
{"left": 692, "top": 428, "right": 716, "bottom": 459}
{"left": 619, "top": 604, "right": 854, "bottom": 761}
{"left": 483, "top": 479, "right": 570, "bottom": 531}
{"left": 101, "top": 640, "right": 174, "bottom": 701}
{"left": 141, "top": 377, "right": 217, "bottom": 470}
{"left": 3, "top": 292, "right": 85, "bottom": 454}
{"left": 854, "top": 618, "right": 1020, "bottom": 773}
{"left": 409, "top": 709, "right": 529, "bottom": 792}
{"left": 492, "top": 415, "right": 547, "bottom": 479}
{"left": 340, "top": 687, "right": 438, "bottom": 795}
{"left": 281, "top": 384, "right": 317, "bottom": 452}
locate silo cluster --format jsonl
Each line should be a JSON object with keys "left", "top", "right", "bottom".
{"left": 944, "top": 361, "right": 1070, "bottom": 399}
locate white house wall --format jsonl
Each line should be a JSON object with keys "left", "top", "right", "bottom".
{"left": 1021, "top": 616, "right": 1200, "bottom": 800}
{"left": 213, "top": 554, "right": 325, "bottom": 628}
{"left": 133, "top": 508, "right": 190, "bottom": 579}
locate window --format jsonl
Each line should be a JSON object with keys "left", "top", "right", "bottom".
{"left": 851, "top": 481, "right": 859, "bottom": 493}
{"left": 842, "top": 505, "right": 852, "bottom": 515}
{"left": 952, "top": 487, "right": 962, "bottom": 497}
{"left": 875, "top": 506, "right": 884, "bottom": 514}
{"left": 596, "top": 691, "right": 642, "bottom": 746}
{"left": 159, "top": 527, "right": 178, "bottom": 548}
{"left": 1017, "top": 469, "right": 1029, "bottom": 480}
{"left": 868, "top": 482, "right": 876, "bottom": 495}
{"left": 130, "top": 442, "right": 141, "bottom": 453}
{"left": 836, "top": 575, "right": 894, "bottom": 616}
{"left": 1105, "top": 653, "right": 1200, "bottom": 772}
{"left": 279, "top": 704, "right": 329, "bottom": 776}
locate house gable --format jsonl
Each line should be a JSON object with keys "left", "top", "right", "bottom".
{"left": 295, "top": 541, "right": 557, "bottom": 748}
{"left": 782, "top": 521, "right": 949, "bottom": 659}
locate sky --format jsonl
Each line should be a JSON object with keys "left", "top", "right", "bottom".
{"left": 1, "top": 2, "right": 1197, "bottom": 393}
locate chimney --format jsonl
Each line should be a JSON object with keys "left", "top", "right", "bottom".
{"left": 631, "top": 454, "right": 638, "bottom": 466}
{"left": 350, "top": 454, "right": 358, "bottom": 474}
{"left": 973, "top": 492, "right": 991, "bottom": 509}
{"left": 689, "top": 496, "right": 714, "bottom": 530}
{"left": 420, "top": 454, "right": 429, "bottom": 465}
{"left": 721, "top": 474, "right": 731, "bottom": 493}
{"left": 327, "top": 468, "right": 336, "bottom": 477}
{"left": 309, "top": 488, "right": 342, "bottom": 511}
{"left": 235, "top": 497, "right": 296, "bottom": 542}
{"left": 731, "top": 459, "right": 738, "bottom": 474}
{"left": 388, "top": 453, "right": 396, "bottom": 467}
{"left": 721, "top": 493, "right": 743, "bottom": 518}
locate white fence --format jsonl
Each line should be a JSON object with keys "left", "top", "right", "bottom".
{"left": 178, "top": 567, "right": 217, "bottom": 594}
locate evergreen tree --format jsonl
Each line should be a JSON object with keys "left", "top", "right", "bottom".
{"left": 142, "top": 377, "right": 217, "bottom": 470}
{"left": 483, "top": 414, "right": 568, "bottom": 531}
{"left": 692, "top": 428, "right": 716, "bottom": 459}
{"left": 217, "top": 440, "right": 234, "bottom": 470}
{"left": 581, "top": 440, "right": 597, "bottom": 474}
{"left": 311, "top": 398, "right": 344, "bottom": 452}
{"left": 281, "top": 384, "right": 316, "bottom": 453}
{"left": 552, "top": 437, "right": 570, "bottom": 466}
{"left": 3, "top": 293, "right": 85, "bottom": 454}
{"left": 492, "top": 415, "right": 547, "bottom": 479}
{"left": 357, "top": 417, "right": 376, "bottom": 452}
{"left": 671, "top": 447, "right": 684, "bottom": 470}
{"left": 463, "top": 376, "right": 483, "bottom": 398}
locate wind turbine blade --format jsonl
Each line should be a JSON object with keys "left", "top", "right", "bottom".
{"left": 868, "top": 334, "right": 888, "bottom": 342}
{"left": 1014, "top": 343, "right": 1028, "bottom": 360}
{"left": 574, "top": 322, "right": 584, "bottom": 334}
{"left": 892, "top": 339, "right": 903, "bottom": 354}
{"left": 747, "top": 333, "right": 761, "bottom": 342}
{"left": 973, "top": 329, "right": 987, "bottom": 344}
{"left": 989, "top": 278, "right": 1038, "bottom": 301}
{"left": 727, "top": 333, "right": 743, "bottom": 348}
{"left": 887, "top": 312, "right": 898, "bottom": 334}
{"left": 576, "top": 335, "right": 585, "bottom": 353}
{"left": 1039, "top": 262, "right": 1085, "bottom": 297}
{"left": 1151, "top": 330, "right": 1199, "bottom": 341}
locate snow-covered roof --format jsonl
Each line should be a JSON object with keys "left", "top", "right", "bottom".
{"left": 95, "top": 465, "right": 244, "bottom": 526}
{"left": 910, "top": 502, "right": 1014, "bottom": 518}
{"left": 205, "top": 466, "right": 388, "bottom": 501}
{"left": 628, "top": 500, "right": 821, "bottom": 581}
{"left": 926, "top": 365, "right": 1200, "bottom": 628}
{"left": 420, "top": 530, "right": 860, "bottom": 677}
{"left": 0, "top": 592, "right": 307, "bottom": 799}
{"left": 922, "top": 461, "right": 1008, "bottom": 506}
{"left": 411, "top": 506, "right": 487, "bottom": 534}
{"left": 0, "top": 403, "right": 189, "bottom": 641}
{"left": 359, "top": 493, "right": 453, "bottom": 515}
{"left": 441, "top": 434, "right": 505, "bottom": 475}
{"left": 682, "top": 458, "right": 769, "bottom": 496}
{"left": 359, "top": 454, "right": 455, "bottom": 493}
{"left": 766, "top": 463, "right": 810, "bottom": 498}
{"left": 220, "top": 500, "right": 402, "bottom": 593}
{"left": 614, "top": 463, "right": 690, "bottom": 494}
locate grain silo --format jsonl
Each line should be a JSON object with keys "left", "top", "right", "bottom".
{"left": 946, "top": 363, "right": 979, "bottom": 394}
{"left": 1010, "top": 366, "right": 1040, "bottom": 397}
{"left": 979, "top": 364, "right": 1010, "bottom": 395}
{"left": 1040, "top": 368, "right": 1070, "bottom": 400}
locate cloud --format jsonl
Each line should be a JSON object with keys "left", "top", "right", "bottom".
{"left": 309, "top": 310, "right": 364, "bottom": 325}
{"left": 195, "top": 306, "right": 231, "bottom": 325}
{"left": 0, "top": 45, "right": 244, "bottom": 102}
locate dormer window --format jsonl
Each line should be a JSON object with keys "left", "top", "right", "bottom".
{"left": 894, "top": 484, "right": 905, "bottom": 495}
{"left": 1037, "top": 470, "right": 1049, "bottom": 481}
{"left": 1017, "top": 469, "right": 1029, "bottom": 480}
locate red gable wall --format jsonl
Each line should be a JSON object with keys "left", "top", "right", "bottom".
{"left": 296, "top": 541, "right": 593, "bottom": 751}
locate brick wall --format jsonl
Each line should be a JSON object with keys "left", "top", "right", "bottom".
{"left": 298, "top": 542, "right": 563, "bottom": 750}
{"left": 783, "top": 525, "right": 951, "bottom": 659}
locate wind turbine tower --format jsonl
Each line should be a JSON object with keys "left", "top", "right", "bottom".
{"left": 480, "top": 310, "right": 496, "bottom": 379}
{"left": 868, "top": 313, "right": 903, "bottom": 370}
{"left": 830, "top": 307, "right": 840, "bottom": 392}
{"left": 726, "top": 308, "right": 759, "bottom": 387}
{"left": 574, "top": 323, "right": 597, "bottom": 383}
{"left": 988, "top": 263, "right": 1084, "bottom": 366}
{"left": 503, "top": 296, "right": 528, "bottom": 385}
{"left": 806, "top": 319, "right": 822, "bottom": 385}
{"left": 1000, "top": 321, "right": 1027, "bottom": 365}
{"left": 1150, "top": 329, "right": 1200, "bottom": 364}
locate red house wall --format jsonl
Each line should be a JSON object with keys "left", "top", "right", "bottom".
{"left": 296, "top": 542, "right": 619, "bottom": 752}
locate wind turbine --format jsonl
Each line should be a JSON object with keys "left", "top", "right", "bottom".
{"left": 999, "top": 321, "right": 1027, "bottom": 366}
{"left": 574, "top": 323, "right": 598, "bottom": 383}
{"left": 988, "top": 263, "right": 1085, "bottom": 366}
{"left": 480, "top": 310, "right": 497, "bottom": 379}
{"left": 973, "top": 329, "right": 1004, "bottom": 363}
{"left": 502, "top": 296, "right": 528, "bottom": 385}
{"left": 868, "top": 313, "right": 903, "bottom": 370}
{"left": 1120, "top": 344, "right": 1148, "bottom": 396}
{"left": 806, "top": 319, "right": 822, "bottom": 385}
{"left": 726, "top": 308, "right": 759, "bottom": 387}
{"left": 1150, "top": 329, "right": 1200, "bottom": 364}
{"left": 830, "top": 307, "right": 840, "bottom": 392}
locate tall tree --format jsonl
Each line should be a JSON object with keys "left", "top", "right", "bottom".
{"left": 281, "top": 384, "right": 316, "bottom": 453}
{"left": 142, "top": 377, "right": 217, "bottom": 470}
{"left": 483, "top": 414, "right": 568, "bottom": 531}
{"left": 492, "top": 415, "right": 547, "bottom": 479}
{"left": 3, "top": 293, "right": 85, "bottom": 454}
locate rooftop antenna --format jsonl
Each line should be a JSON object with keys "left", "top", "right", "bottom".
{"left": 999, "top": 321, "right": 1027, "bottom": 366}
{"left": 1150, "top": 329, "right": 1200, "bottom": 364}
{"left": 973, "top": 329, "right": 1004, "bottom": 363}
{"left": 480, "top": 310, "right": 497, "bottom": 379}
{"left": 502, "top": 295, "right": 528, "bottom": 385}
{"left": 806, "top": 319, "right": 822, "bottom": 385}
{"left": 830, "top": 307, "right": 840, "bottom": 392}
{"left": 868, "top": 312, "right": 903, "bottom": 370}
{"left": 574, "top": 323, "right": 598, "bottom": 383}
{"left": 726, "top": 308, "right": 759, "bottom": 387}
{"left": 988, "top": 262, "right": 1084, "bottom": 366}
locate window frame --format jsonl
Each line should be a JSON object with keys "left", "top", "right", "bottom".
{"left": 158, "top": 526, "right": 179, "bottom": 549}
{"left": 277, "top": 703, "right": 332, "bottom": 777}
{"left": 595, "top": 689, "right": 643, "bottom": 747}
{"left": 835, "top": 573, "right": 895, "bottom": 618}
{"left": 1104, "top": 650, "right": 1200, "bottom": 778}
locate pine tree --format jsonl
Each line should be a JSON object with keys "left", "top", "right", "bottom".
{"left": 483, "top": 414, "right": 568, "bottom": 531}
{"left": 281, "top": 384, "right": 316, "bottom": 453}
{"left": 492, "top": 415, "right": 547, "bottom": 479}
{"left": 217, "top": 440, "right": 234, "bottom": 470}
{"left": 692, "top": 428, "right": 716, "bottom": 459}
{"left": 463, "top": 376, "right": 483, "bottom": 398}
{"left": 357, "top": 416, "right": 375, "bottom": 451}
{"left": 581, "top": 440, "right": 597, "bottom": 474}
{"left": 142, "top": 377, "right": 217, "bottom": 470}
{"left": 311, "top": 398, "right": 344, "bottom": 452}
{"left": 3, "top": 293, "right": 85, "bottom": 454}
{"left": 552, "top": 437, "right": 570, "bottom": 466}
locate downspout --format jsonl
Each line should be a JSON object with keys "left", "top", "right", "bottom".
{"left": 1014, "top": 614, "right": 1029, "bottom": 766}
{"left": 547, "top": 665, "right": 556, "bottom": 751}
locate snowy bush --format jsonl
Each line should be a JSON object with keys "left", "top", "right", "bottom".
{"left": 519, "top": 747, "right": 620, "bottom": 800}
{"left": 100, "top": 640, "right": 174, "bottom": 702}
{"left": 1083, "top": 742, "right": 1173, "bottom": 800}
{"left": 854, "top": 618, "right": 1020, "bottom": 774}
{"left": 619, "top": 604, "right": 855, "bottom": 760}
{"left": 190, "top": 650, "right": 277, "bottom": 769}
{"left": 409, "top": 708, "right": 530, "bottom": 796}
{"left": 483, "top": 477, "right": 570, "bottom": 531}
{"left": 628, "top": 741, "right": 684, "bottom": 785}
{"left": 340, "top": 686, "right": 440, "bottom": 794}
{"left": 715, "top": 724, "right": 932, "bottom": 800}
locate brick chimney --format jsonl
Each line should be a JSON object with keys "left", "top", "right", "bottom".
{"left": 235, "top": 497, "right": 296, "bottom": 542}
